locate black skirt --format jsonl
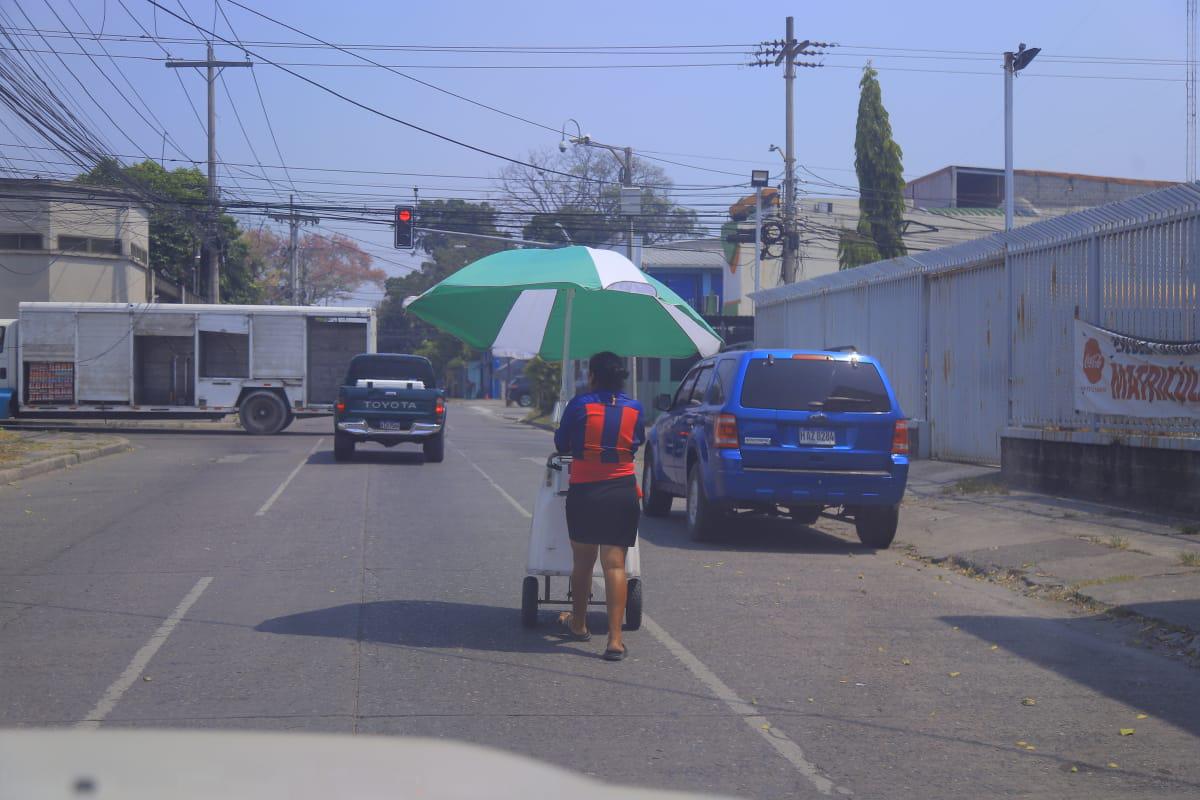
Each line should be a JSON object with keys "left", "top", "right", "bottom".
{"left": 565, "top": 474, "right": 640, "bottom": 547}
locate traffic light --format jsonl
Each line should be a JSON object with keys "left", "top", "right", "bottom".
{"left": 393, "top": 205, "right": 415, "bottom": 249}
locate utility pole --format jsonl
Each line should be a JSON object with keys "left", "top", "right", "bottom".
{"left": 752, "top": 21, "right": 830, "bottom": 283}
{"left": 1003, "top": 43, "right": 1040, "bottom": 231}
{"left": 167, "top": 43, "right": 252, "bottom": 304}
{"left": 269, "top": 195, "right": 319, "bottom": 304}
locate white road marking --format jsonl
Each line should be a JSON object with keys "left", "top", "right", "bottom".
{"left": 642, "top": 616, "right": 847, "bottom": 796}
{"left": 255, "top": 437, "right": 324, "bottom": 516}
{"left": 462, "top": 451, "right": 848, "bottom": 796}
{"left": 452, "top": 444, "right": 532, "bottom": 520}
{"left": 76, "top": 577, "right": 213, "bottom": 730}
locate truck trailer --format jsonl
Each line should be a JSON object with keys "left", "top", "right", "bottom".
{"left": 0, "top": 302, "right": 375, "bottom": 434}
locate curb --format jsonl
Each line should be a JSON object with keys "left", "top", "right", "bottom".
{"left": 924, "top": 549, "right": 1200, "bottom": 648}
{"left": 0, "top": 440, "right": 131, "bottom": 484}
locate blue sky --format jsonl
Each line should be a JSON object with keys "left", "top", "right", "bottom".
{"left": 1, "top": 1, "right": 1190, "bottom": 299}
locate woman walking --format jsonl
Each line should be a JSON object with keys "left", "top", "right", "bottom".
{"left": 553, "top": 351, "right": 645, "bottom": 661}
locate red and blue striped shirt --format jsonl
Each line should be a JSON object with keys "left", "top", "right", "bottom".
{"left": 554, "top": 391, "right": 646, "bottom": 485}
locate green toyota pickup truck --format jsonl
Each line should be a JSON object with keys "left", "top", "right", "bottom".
{"left": 333, "top": 353, "right": 446, "bottom": 463}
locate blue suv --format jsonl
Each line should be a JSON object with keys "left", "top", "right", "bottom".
{"left": 642, "top": 349, "right": 909, "bottom": 548}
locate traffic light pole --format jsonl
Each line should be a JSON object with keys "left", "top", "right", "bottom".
{"left": 166, "top": 44, "right": 252, "bottom": 304}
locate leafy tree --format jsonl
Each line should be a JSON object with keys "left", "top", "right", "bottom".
{"left": 841, "top": 65, "right": 908, "bottom": 269}
{"left": 242, "top": 228, "right": 385, "bottom": 306}
{"left": 77, "top": 158, "right": 262, "bottom": 301}
{"left": 498, "top": 147, "right": 700, "bottom": 245}
{"left": 524, "top": 356, "right": 561, "bottom": 415}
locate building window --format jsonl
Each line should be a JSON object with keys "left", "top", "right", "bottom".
{"left": 0, "top": 233, "right": 44, "bottom": 250}
{"left": 130, "top": 243, "right": 148, "bottom": 265}
{"left": 59, "top": 236, "right": 123, "bottom": 256}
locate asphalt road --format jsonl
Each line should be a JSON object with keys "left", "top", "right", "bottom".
{"left": 2, "top": 405, "right": 1199, "bottom": 799}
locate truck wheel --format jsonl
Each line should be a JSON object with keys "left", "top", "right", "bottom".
{"left": 423, "top": 431, "right": 445, "bottom": 463}
{"left": 239, "top": 391, "right": 288, "bottom": 435}
{"left": 333, "top": 431, "right": 355, "bottom": 462}
{"left": 686, "top": 464, "right": 723, "bottom": 542}
{"left": 641, "top": 454, "right": 672, "bottom": 517}
{"left": 855, "top": 505, "right": 899, "bottom": 549}
{"left": 521, "top": 576, "right": 539, "bottom": 628}
{"left": 625, "top": 578, "right": 643, "bottom": 630}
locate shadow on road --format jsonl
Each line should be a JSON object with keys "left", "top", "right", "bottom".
{"left": 637, "top": 510, "right": 871, "bottom": 555}
{"left": 305, "top": 448, "right": 428, "bottom": 467}
{"left": 943, "top": 607, "right": 1200, "bottom": 740}
{"left": 256, "top": 600, "right": 593, "bottom": 654}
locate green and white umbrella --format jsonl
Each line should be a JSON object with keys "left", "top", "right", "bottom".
{"left": 404, "top": 246, "right": 723, "bottom": 412}
{"left": 403, "top": 245, "right": 723, "bottom": 362}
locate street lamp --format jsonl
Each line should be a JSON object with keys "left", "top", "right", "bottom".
{"left": 560, "top": 120, "right": 641, "bottom": 397}
{"left": 1004, "top": 43, "right": 1040, "bottom": 231}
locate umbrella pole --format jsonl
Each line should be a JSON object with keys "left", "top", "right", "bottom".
{"left": 553, "top": 288, "right": 575, "bottom": 424}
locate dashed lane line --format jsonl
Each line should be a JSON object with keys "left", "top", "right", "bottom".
{"left": 76, "top": 576, "right": 213, "bottom": 729}
{"left": 256, "top": 437, "right": 324, "bottom": 516}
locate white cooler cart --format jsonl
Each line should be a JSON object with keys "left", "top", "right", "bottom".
{"left": 521, "top": 454, "right": 643, "bottom": 630}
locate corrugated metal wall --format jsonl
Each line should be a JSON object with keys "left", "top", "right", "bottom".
{"left": 753, "top": 183, "right": 1200, "bottom": 464}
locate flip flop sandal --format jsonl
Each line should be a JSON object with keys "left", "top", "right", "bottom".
{"left": 603, "top": 646, "right": 628, "bottom": 662}
{"left": 558, "top": 614, "right": 591, "bottom": 642}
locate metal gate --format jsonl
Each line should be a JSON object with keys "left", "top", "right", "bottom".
{"left": 927, "top": 263, "right": 1007, "bottom": 463}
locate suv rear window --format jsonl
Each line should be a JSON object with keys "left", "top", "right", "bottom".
{"left": 345, "top": 355, "right": 436, "bottom": 387}
{"left": 740, "top": 357, "right": 891, "bottom": 412}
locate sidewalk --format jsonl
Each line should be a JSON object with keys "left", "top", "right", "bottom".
{"left": 900, "top": 460, "right": 1200, "bottom": 649}
{"left": 0, "top": 429, "right": 130, "bottom": 485}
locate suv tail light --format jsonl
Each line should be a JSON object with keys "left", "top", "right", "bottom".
{"left": 892, "top": 419, "right": 909, "bottom": 455}
{"left": 714, "top": 413, "right": 739, "bottom": 448}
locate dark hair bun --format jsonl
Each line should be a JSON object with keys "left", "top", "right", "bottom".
{"left": 589, "top": 351, "right": 628, "bottom": 392}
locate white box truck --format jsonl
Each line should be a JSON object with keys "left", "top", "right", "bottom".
{"left": 0, "top": 302, "right": 375, "bottom": 434}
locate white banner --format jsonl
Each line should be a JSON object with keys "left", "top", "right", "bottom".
{"left": 1073, "top": 320, "right": 1200, "bottom": 420}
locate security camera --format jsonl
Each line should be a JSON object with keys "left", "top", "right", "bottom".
{"left": 559, "top": 139, "right": 568, "bottom": 153}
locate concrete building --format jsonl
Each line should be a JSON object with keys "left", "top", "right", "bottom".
{"left": 0, "top": 179, "right": 153, "bottom": 318}
{"left": 722, "top": 167, "right": 1177, "bottom": 316}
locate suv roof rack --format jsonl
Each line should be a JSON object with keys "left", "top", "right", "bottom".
{"left": 719, "top": 341, "right": 757, "bottom": 352}
{"left": 826, "top": 344, "right": 858, "bottom": 353}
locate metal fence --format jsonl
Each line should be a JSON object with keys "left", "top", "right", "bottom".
{"left": 753, "top": 183, "right": 1200, "bottom": 464}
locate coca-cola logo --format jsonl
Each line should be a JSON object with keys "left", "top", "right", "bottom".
{"left": 1082, "top": 338, "right": 1105, "bottom": 384}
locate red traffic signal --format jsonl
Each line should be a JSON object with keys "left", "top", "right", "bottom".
{"left": 394, "top": 205, "right": 415, "bottom": 249}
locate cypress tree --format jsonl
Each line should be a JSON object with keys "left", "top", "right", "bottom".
{"left": 840, "top": 64, "right": 907, "bottom": 269}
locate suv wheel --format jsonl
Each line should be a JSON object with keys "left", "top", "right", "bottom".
{"left": 791, "top": 505, "right": 822, "bottom": 526}
{"left": 686, "top": 464, "right": 723, "bottom": 542}
{"left": 641, "top": 453, "right": 672, "bottom": 517}
{"left": 855, "top": 505, "right": 899, "bottom": 549}
{"left": 517, "top": 393, "right": 533, "bottom": 408}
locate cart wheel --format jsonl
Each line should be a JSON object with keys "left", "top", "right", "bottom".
{"left": 625, "top": 578, "right": 643, "bottom": 631}
{"left": 521, "top": 576, "right": 539, "bottom": 628}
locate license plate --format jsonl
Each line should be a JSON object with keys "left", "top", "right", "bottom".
{"left": 377, "top": 420, "right": 407, "bottom": 431}
{"left": 797, "top": 428, "right": 836, "bottom": 447}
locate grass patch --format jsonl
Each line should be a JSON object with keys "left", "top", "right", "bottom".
{"left": 0, "top": 430, "right": 37, "bottom": 466}
{"left": 522, "top": 411, "right": 555, "bottom": 431}
{"left": 941, "top": 475, "right": 1010, "bottom": 496}
{"left": 1177, "top": 522, "right": 1200, "bottom": 536}
{"left": 1105, "top": 535, "right": 1131, "bottom": 550}
{"left": 1180, "top": 551, "right": 1200, "bottom": 568}
{"left": 1075, "top": 574, "right": 1136, "bottom": 589}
